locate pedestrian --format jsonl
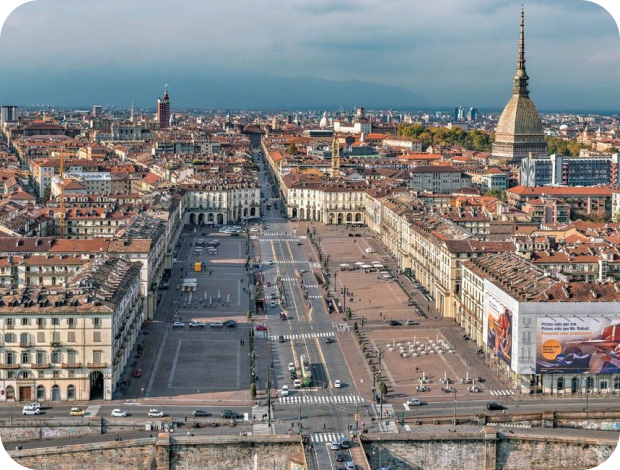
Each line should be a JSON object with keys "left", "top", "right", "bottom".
{"left": 184, "top": 415, "right": 188, "bottom": 423}
{"left": 323, "top": 423, "right": 326, "bottom": 430}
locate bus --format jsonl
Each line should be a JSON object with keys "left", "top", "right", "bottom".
{"left": 300, "top": 354, "right": 312, "bottom": 387}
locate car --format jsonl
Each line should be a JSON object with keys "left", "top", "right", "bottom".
{"left": 340, "top": 437, "right": 351, "bottom": 449}
{"left": 294, "top": 379, "right": 301, "bottom": 389}
{"left": 111, "top": 409, "right": 127, "bottom": 417}
{"left": 250, "top": 228, "right": 259, "bottom": 233}
{"left": 172, "top": 321, "right": 185, "bottom": 328}
{"left": 335, "top": 451, "right": 344, "bottom": 462}
{"left": 288, "top": 363, "right": 296, "bottom": 372}
{"left": 334, "top": 380, "right": 342, "bottom": 388}
{"left": 270, "top": 301, "right": 276, "bottom": 308}
{"left": 148, "top": 409, "right": 164, "bottom": 418}
{"left": 348, "top": 233, "right": 354, "bottom": 237}
{"left": 22, "top": 406, "right": 41, "bottom": 416}
{"left": 192, "top": 409, "right": 211, "bottom": 417}
{"left": 278, "top": 335, "right": 285, "bottom": 343}
{"left": 270, "top": 293, "right": 277, "bottom": 299}
{"left": 330, "top": 440, "right": 341, "bottom": 450}
{"left": 189, "top": 321, "right": 206, "bottom": 328}
{"left": 280, "top": 312, "right": 287, "bottom": 321}
{"left": 159, "top": 283, "right": 169, "bottom": 290}
{"left": 223, "top": 320, "right": 237, "bottom": 328}
{"left": 27, "top": 402, "right": 42, "bottom": 410}
{"left": 281, "top": 385, "right": 289, "bottom": 396}
{"left": 210, "top": 322, "right": 224, "bottom": 328}
{"left": 486, "top": 402, "right": 504, "bottom": 411}
{"left": 256, "top": 325, "right": 268, "bottom": 331}
{"left": 354, "top": 233, "right": 362, "bottom": 237}
{"left": 345, "top": 462, "right": 356, "bottom": 470}
{"left": 299, "top": 269, "right": 308, "bottom": 274}
{"left": 406, "top": 397, "right": 422, "bottom": 406}
{"left": 69, "top": 407, "right": 85, "bottom": 416}
{"left": 134, "top": 369, "right": 143, "bottom": 378}
{"left": 296, "top": 242, "right": 303, "bottom": 246}
{"left": 388, "top": 320, "right": 402, "bottom": 326}
{"left": 221, "top": 409, "right": 240, "bottom": 419}
{"left": 325, "top": 337, "right": 334, "bottom": 344}
{"left": 405, "top": 320, "right": 419, "bottom": 326}
{"left": 290, "top": 371, "right": 298, "bottom": 380}
{"left": 265, "top": 282, "right": 272, "bottom": 288}
{"left": 268, "top": 260, "right": 275, "bottom": 265}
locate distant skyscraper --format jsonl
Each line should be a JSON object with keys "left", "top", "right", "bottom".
{"left": 1, "top": 105, "right": 19, "bottom": 123}
{"left": 158, "top": 86, "right": 170, "bottom": 129}
{"left": 468, "top": 108, "right": 478, "bottom": 122}
{"left": 492, "top": 9, "right": 547, "bottom": 163}
{"left": 92, "top": 105, "right": 102, "bottom": 117}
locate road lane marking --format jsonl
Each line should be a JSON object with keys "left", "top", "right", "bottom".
{"left": 168, "top": 340, "right": 183, "bottom": 388}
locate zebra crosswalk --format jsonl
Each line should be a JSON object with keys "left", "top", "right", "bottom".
{"left": 307, "top": 295, "right": 322, "bottom": 299}
{"left": 278, "top": 394, "right": 364, "bottom": 405}
{"left": 311, "top": 432, "right": 345, "bottom": 443}
{"left": 489, "top": 390, "right": 515, "bottom": 396}
{"left": 85, "top": 405, "right": 100, "bottom": 416}
{"left": 252, "top": 423, "right": 274, "bottom": 435}
{"left": 260, "top": 237, "right": 300, "bottom": 242}
{"left": 269, "top": 332, "right": 333, "bottom": 341}
{"left": 372, "top": 404, "right": 399, "bottom": 432}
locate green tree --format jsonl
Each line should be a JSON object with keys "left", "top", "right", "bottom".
{"left": 485, "top": 188, "right": 505, "bottom": 200}
{"left": 40, "top": 186, "right": 51, "bottom": 205}
{"left": 380, "top": 381, "right": 388, "bottom": 398}
{"left": 247, "top": 309, "right": 252, "bottom": 321}
{"left": 286, "top": 143, "right": 297, "bottom": 154}
{"left": 250, "top": 383, "right": 256, "bottom": 398}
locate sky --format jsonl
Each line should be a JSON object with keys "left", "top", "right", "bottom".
{"left": 0, "top": 0, "right": 618, "bottom": 111}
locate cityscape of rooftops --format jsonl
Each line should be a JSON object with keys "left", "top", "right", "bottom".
{"left": 0, "top": 1, "right": 619, "bottom": 470}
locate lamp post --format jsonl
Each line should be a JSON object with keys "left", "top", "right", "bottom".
{"left": 584, "top": 372, "right": 589, "bottom": 412}
{"left": 453, "top": 391, "right": 457, "bottom": 424}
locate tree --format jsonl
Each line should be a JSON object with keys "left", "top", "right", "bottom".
{"left": 40, "top": 186, "right": 51, "bottom": 205}
{"left": 353, "top": 321, "right": 358, "bottom": 332}
{"left": 397, "top": 124, "right": 493, "bottom": 152}
{"left": 286, "top": 143, "right": 297, "bottom": 155}
{"left": 485, "top": 188, "right": 505, "bottom": 200}
{"left": 250, "top": 383, "right": 256, "bottom": 398}
{"left": 247, "top": 309, "right": 252, "bottom": 321}
{"left": 380, "top": 381, "right": 388, "bottom": 398}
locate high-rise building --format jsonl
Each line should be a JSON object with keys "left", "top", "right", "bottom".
{"left": 468, "top": 107, "right": 478, "bottom": 122}
{"left": 157, "top": 87, "right": 170, "bottom": 129}
{"left": 91, "top": 105, "right": 102, "bottom": 117}
{"left": 1, "top": 105, "right": 19, "bottom": 123}
{"left": 492, "top": 9, "right": 547, "bottom": 163}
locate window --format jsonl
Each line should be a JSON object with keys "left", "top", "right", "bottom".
{"left": 67, "top": 385, "right": 75, "bottom": 400}
{"left": 68, "top": 370, "right": 75, "bottom": 378}
{"left": 556, "top": 377, "right": 564, "bottom": 391}
{"left": 52, "top": 318, "right": 60, "bottom": 326}
{"left": 67, "top": 332, "right": 76, "bottom": 343}
{"left": 6, "top": 351, "right": 15, "bottom": 365}
{"left": 67, "top": 318, "right": 76, "bottom": 328}
{"left": 37, "top": 332, "right": 45, "bottom": 343}
{"left": 21, "top": 351, "right": 29, "bottom": 363}
{"left": 21, "top": 318, "right": 29, "bottom": 326}
{"left": 614, "top": 377, "right": 620, "bottom": 390}
{"left": 600, "top": 380, "right": 608, "bottom": 391}
{"left": 93, "top": 318, "right": 101, "bottom": 328}
{"left": 53, "top": 370, "right": 61, "bottom": 379}
{"left": 4, "top": 333, "right": 15, "bottom": 343}
{"left": 36, "top": 351, "right": 45, "bottom": 365}
{"left": 6, "top": 318, "right": 13, "bottom": 329}
{"left": 36, "top": 385, "right": 45, "bottom": 401}
{"left": 52, "top": 332, "right": 60, "bottom": 344}
{"left": 93, "top": 331, "right": 101, "bottom": 343}
{"left": 51, "top": 351, "right": 60, "bottom": 363}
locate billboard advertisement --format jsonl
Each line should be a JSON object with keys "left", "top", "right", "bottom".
{"left": 486, "top": 296, "right": 512, "bottom": 366}
{"left": 536, "top": 318, "right": 620, "bottom": 374}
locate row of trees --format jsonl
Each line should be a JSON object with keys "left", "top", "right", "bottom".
{"left": 397, "top": 124, "right": 494, "bottom": 153}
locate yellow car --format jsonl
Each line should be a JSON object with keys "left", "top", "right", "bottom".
{"left": 70, "top": 407, "right": 85, "bottom": 416}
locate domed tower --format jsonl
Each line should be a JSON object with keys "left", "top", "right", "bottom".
{"left": 492, "top": 9, "right": 547, "bottom": 163}
{"left": 320, "top": 111, "right": 328, "bottom": 129}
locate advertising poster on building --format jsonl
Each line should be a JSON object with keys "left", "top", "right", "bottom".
{"left": 486, "top": 296, "right": 512, "bottom": 366}
{"left": 536, "top": 318, "right": 620, "bottom": 374}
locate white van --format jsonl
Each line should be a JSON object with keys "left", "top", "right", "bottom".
{"left": 22, "top": 405, "right": 41, "bottom": 415}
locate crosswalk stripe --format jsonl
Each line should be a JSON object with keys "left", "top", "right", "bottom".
{"left": 311, "top": 432, "right": 345, "bottom": 443}
{"left": 269, "top": 331, "right": 334, "bottom": 341}
{"left": 85, "top": 405, "right": 100, "bottom": 416}
{"left": 278, "top": 395, "right": 364, "bottom": 405}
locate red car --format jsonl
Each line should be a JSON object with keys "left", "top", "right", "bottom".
{"left": 256, "top": 325, "right": 268, "bottom": 331}
{"left": 134, "top": 369, "right": 143, "bottom": 378}
{"left": 265, "top": 282, "right": 272, "bottom": 288}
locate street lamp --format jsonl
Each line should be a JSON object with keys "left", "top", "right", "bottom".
{"left": 453, "top": 391, "right": 457, "bottom": 424}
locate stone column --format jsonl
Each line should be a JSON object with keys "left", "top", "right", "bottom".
{"left": 156, "top": 433, "right": 171, "bottom": 469}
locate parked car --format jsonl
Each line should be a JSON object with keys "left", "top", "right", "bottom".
{"left": 405, "top": 320, "right": 419, "bottom": 326}
{"left": 256, "top": 325, "right": 268, "bottom": 331}
{"left": 193, "top": 409, "right": 211, "bottom": 417}
{"left": 27, "top": 402, "right": 42, "bottom": 410}
{"left": 221, "top": 409, "right": 240, "bottom": 419}
{"left": 189, "top": 321, "right": 206, "bottom": 328}
{"left": 388, "top": 320, "right": 402, "bottom": 326}
{"left": 159, "top": 283, "right": 169, "bottom": 290}
{"left": 345, "top": 462, "right": 356, "bottom": 470}
{"left": 111, "top": 409, "right": 127, "bottom": 417}
{"left": 210, "top": 322, "right": 224, "bottom": 328}
{"left": 334, "top": 380, "right": 342, "bottom": 388}
{"left": 134, "top": 369, "right": 143, "bottom": 378}
{"left": 335, "top": 450, "right": 344, "bottom": 462}
{"left": 172, "top": 321, "right": 185, "bottom": 328}
{"left": 69, "top": 407, "right": 85, "bottom": 416}
{"left": 406, "top": 397, "right": 422, "bottom": 406}
{"left": 148, "top": 409, "right": 164, "bottom": 418}
{"left": 223, "top": 320, "right": 237, "bottom": 328}
{"left": 486, "top": 402, "right": 504, "bottom": 411}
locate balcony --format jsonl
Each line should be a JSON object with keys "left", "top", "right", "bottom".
{"left": 0, "top": 363, "right": 19, "bottom": 369}
{"left": 31, "top": 363, "right": 50, "bottom": 369}
{"left": 61, "top": 362, "right": 82, "bottom": 369}
{"left": 19, "top": 341, "right": 33, "bottom": 348}
{"left": 87, "top": 362, "right": 107, "bottom": 369}
{"left": 51, "top": 342, "right": 62, "bottom": 347}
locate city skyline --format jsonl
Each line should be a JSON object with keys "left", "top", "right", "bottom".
{"left": 0, "top": 0, "right": 618, "bottom": 111}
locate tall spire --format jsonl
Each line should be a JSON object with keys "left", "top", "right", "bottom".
{"left": 512, "top": 7, "right": 529, "bottom": 97}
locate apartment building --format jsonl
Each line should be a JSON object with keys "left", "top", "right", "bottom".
{"left": 507, "top": 186, "right": 613, "bottom": 216}
{"left": 410, "top": 165, "right": 472, "bottom": 194}
{"left": 0, "top": 257, "right": 142, "bottom": 402}
{"left": 521, "top": 153, "right": 619, "bottom": 187}
{"left": 459, "top": 252, "right": 620, "bottom": 396}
